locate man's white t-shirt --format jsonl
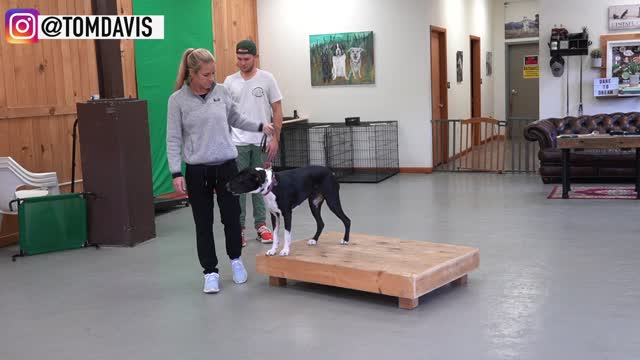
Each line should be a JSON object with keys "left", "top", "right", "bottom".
{"left": 223, "top": 69, "right": 283, "bottom": 146}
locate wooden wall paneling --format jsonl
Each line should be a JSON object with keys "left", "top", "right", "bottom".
{"left": 0, "top": 29, "right": 6, "bottom": 120}
{"left": 0, "top": 120, "right": 8, "bottom": 156}
{"left": 213, "top": 0, "right": 231, "bottom": 80}
{"left": 31, "top": 115, "right": 55, "bottom": 174}
{"left": 8, "top": 117, "right": 34, "bottom": 167}
{"left": 0, "top": 0, "right": 97, "bottom": 184}
{"left": 118, "top": 0, "right": 138, "bottom": 98}
{"left": 213, "top": 0, "right": 258, "bottom": 82}
{"left": 82, "top": 0, "right": 99, "bottom": 98}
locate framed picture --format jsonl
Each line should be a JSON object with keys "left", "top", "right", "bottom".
{"left": 601, "top": 33, "right": 640, "bottom": 86}
{"left": 309, "top": 31, "right": 374, "bottom": 86}
{"left": 609, "top": 5, "right": 640, "bottom": 31}
{"left": 505, "top": 13, "right": 539, "bottom": 39}
{"left": 456, "top": 51, "right": 463, "bottom": 82}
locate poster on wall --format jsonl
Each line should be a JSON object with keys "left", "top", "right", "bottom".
{"left": 505, "top": 11, "right": 539, "bottom": 39}
{"left": 523, "top": 55, "right": 539, "bottom": 79}
{"left": 607, "top": 42, "right": 640, "bottom": 86}
{"left": 309, "top": 31, "right": 374, "bottom": 86}
{"left": 609, "top": 5, "right": 640, "bottom": 31}
{"left": 456, "top": 51, "right": 463, "bottom": 82}
{"left": 504, "top": 0, "right": 540, "bottom": 40}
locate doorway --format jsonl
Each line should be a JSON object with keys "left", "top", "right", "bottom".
{"left": 470, "top": 35, "right": 481, "bottom": 145}
{"left": 506, "top": 42, "right": 540, "bottom": 173}
{"left": 507, "top": 43, "right": 539, "bottom": 120}
{"left": 430, "top": 26, "right": 448, "bottom": 167}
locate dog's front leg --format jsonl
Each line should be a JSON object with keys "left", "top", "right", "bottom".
{"left": 279, "top": 211, "right": 293, "bottom": 256}
{"left": 266, "top": 212, "right": 279, "bottom": 256}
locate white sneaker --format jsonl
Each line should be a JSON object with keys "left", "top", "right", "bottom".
{"left": 231, "top": 258, "right": 248, "bottom": 284}
{"left": 203, "top": 273, "right": 220, "bottom": 293}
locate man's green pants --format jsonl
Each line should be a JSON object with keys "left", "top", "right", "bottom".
{"left": 236, "top": 144, "right": 266, "bottom": 228}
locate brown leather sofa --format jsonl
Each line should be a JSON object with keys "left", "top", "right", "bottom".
{"left": 524, "top": 112, "right": 640, "bottom": 184}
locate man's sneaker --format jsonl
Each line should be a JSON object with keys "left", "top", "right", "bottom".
{"left": 203, "top": 273, "right": 220, "bottom": 294}
{"left": 256, "top": 223, "right": 273, "bottom": 244}
{"left": 241, "top": 227, "right": 247, "bottom": 247}
{"left": 231, "top": 258, "right": 248, "bottom": 284}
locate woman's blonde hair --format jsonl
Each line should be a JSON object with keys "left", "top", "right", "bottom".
{"left": 174, "top": 48, "right": 215, "bottom": 91}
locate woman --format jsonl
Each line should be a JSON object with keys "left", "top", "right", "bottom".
{"left": 166, "top": 48, "right": 274, "bottom": 294}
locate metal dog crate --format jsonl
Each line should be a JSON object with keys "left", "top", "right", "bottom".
{"left": 272, "top": 121, "right": 311, "bottom": 170}
{"left": 276, "top": 121, "right": 399, "bottom": 183}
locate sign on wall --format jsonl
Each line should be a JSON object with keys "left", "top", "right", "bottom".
{"left": 594, "top": 78, "right": 620, "bottom": 97}
{"left": 609, "top": 5, "right": 640, "bottom": 31}
{"left": 523, "top": 55, "right": 539, "bottom": 79}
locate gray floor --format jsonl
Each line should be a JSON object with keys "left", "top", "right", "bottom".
{"left": 1, "top": 173, "right": 639, "bottom": 360}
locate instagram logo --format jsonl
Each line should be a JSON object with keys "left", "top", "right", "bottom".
{"left": 5, "top": 8, "right": 39, "bottom": 44}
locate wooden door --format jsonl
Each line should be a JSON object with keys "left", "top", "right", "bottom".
{"left": 430, "top": 26, "right": 448, "bottom": 167}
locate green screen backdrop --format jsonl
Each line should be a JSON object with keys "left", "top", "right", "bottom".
{"left": 133, "top": 0, "right": 214, "bottom": 196}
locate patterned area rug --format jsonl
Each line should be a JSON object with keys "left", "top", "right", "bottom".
{"left": 548, "top": 185, "right": 638, "bottom": 200}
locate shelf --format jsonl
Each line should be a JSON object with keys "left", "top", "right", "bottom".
{"left": 550, "top": 48, "right": 589, "bottom": 56}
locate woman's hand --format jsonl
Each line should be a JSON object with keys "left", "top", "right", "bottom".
{"left": 266, "top": 137, "right": 279, "bottom": 161}
{"left": 262, "top": 123, "right": 275, "bottom": 136}
{"left": 173, "top": 176, "right": 187, "bottom": 193}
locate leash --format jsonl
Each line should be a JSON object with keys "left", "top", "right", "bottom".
{"left": 260, "top": 133, "right": 268, "bottom": 153}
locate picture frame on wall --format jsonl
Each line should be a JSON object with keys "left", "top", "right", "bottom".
{"left": 456, "top": 51, "right": 463, "bottom": 82}
{"left": 486, "top": 51, "right": 493, "bottom": 76}
{"left": 309, "top": 31, "right": 375, "bottom": 86}
{"left": 601, "top": 33, "right": 640, "bottom": 87}
{"left": 609, "top": 5, "right": 640, "bottom": 31}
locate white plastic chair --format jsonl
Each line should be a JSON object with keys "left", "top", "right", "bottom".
{"left": 0, "top": 157, "right": 60, "bottom": 217}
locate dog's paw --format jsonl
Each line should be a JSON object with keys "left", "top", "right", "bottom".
{"left": 307, "top": 239, "right": 317, "bottom": 246}
{"left": 279, "top": 248, "right": 290, "bottom": 256}
{"left": 266, "top": 248, "right": 277, "bottom": 256}
{"left": 340, "top": 240, "right": 349, "bottom": 245}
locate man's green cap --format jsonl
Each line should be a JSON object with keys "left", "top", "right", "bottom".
{"left": 236, "top": 40, "right": 257, "bottom": 55}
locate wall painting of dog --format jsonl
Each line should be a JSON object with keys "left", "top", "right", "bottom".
{"left": 309, "top": 31, "right": 374, "bottom": 86}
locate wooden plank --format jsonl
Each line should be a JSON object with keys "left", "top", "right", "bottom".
{"left": 256, "top": 232, "right": 480, "bottom": 308}
{"left": 0, "top": 119, "right": 8, "bottom": 155}
{"left": 269, "top": 276, "right": 287, "bottom": 287}
{"left": 0, "top": 0, "right": 94, "bottom": 191}
{"left": 213, "top": 0, "right": 231, "bottom": 79}
{"left": 414, "top": 249, "right": 478, "bottom": 296}
{"left": 213, "top": 0, "right": 258, "bottom": 82}
{"left": 3, "top": 2, "right": 19, "bottom": 109}
{"left": 7, "top": 117, "right": 35, "bottom": 167}
{"left": 0, "top": 8, "right": 6, "bottom": 114}
{"left": 452, "top": 275, "right": 468, "bottom": 286}
{"left": 557, "top": 135, "right": 640, "bottom": 149}
{"left": 118, "top": 0, "right": 138, "bottom": 98}
{"left": 1, "top": 105, "right": 77, "bottom": 119}
{"left": 399, "top": 167, "right": 433, "bottom": 174}
{"left": 399, "top": 297, "right": 419, "bottom": 310}
{"left": 31, "top": 116, "right": 52, "bottom": 173}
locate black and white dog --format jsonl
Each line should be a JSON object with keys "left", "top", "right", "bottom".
{"left": 227, "top": 166, "right": 351, "bottom": 256}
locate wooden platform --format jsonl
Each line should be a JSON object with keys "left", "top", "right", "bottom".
{"left": 255, "top": 232, "right": 480, "bottom": 309}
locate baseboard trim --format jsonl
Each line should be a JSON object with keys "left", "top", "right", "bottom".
{"left": 399, "top": 167, "right": 433, "bottom": 174}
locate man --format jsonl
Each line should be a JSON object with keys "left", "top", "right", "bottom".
{"left": 224, "top": 39, "right": 283, "bottom": 246}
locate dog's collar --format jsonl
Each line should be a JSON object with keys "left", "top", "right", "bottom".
{"left": 261, "top": 171, "right": 278, "bottom": 195}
